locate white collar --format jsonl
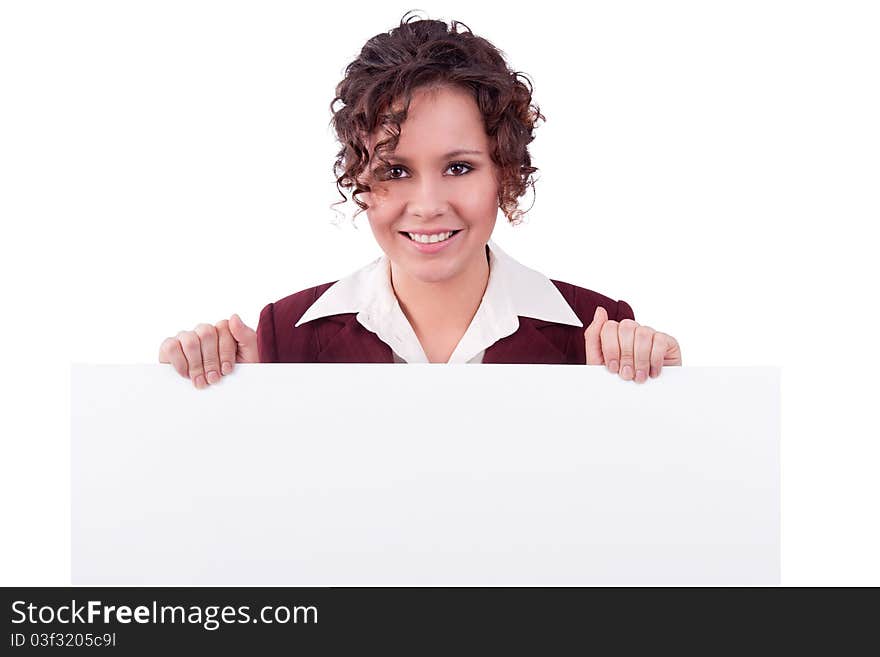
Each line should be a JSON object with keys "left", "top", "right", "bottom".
{"left": 294, "top": 238, "right": 583, "bottom": 329}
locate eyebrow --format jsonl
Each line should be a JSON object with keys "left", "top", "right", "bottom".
{"left": 387, "top": 149, "right": 484, "bottom": 162}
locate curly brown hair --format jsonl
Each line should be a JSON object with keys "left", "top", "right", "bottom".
{"left": 328, "top": 10, "right": 546, "bottom": 226}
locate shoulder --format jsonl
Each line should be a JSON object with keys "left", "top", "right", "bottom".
{"left": 548, "top": 279, "right": 636, "bottom": 323}
{"left": 258, "top": 281, "right": 338, "bottom": 328}
{"left": 256, "top": 281, "right": 341, "bottom": 363}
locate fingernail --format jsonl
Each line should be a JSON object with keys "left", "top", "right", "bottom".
{"left": 194, "top": 375, "right": 206, "bottom": 389}
{"left": 221, "top": 362, "right": 233, "bottom": 375}
{"left": 635, "top": 369, "right": 647, "bottom": 383}
{"left": 622, "top": 365, "right": 633, "bottom": 379}
{"left": 609, "top": 360, "right": 619, "bottom": 373}
{"left": 206, "top": 371, "right": 220, "bottom": 384}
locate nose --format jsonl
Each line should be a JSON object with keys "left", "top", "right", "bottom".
{"left": 407, "top": 175, "right": 450, "bottom": 219}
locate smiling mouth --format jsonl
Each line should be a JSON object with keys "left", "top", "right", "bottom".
{"left": 399, "top": 229, "right": 462, "bottom": 242}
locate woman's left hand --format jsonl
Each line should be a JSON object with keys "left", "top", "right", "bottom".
{"left": 584, "top": 306, "right": 682, "bottom": 383}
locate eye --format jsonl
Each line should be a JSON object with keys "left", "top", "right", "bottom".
{"left": 381, "top": 161, "right": 475, "bottom": 180}
{"left": 447, "top": 162, "right": 474, "bottom": 176}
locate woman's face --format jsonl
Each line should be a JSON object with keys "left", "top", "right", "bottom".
{"left": 361, "top": 85, "right": 500, "bottom": 285}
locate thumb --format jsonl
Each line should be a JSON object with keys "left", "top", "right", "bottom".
{"left": 584, "top": 306, "right": 607, "bottom": 365}
{"left": 228, "top": 313, "right": 260, "bottom": 363}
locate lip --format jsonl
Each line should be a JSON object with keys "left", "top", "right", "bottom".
{"left": 399, "top": 229, "right": 462, "bottom": 254}
{"left": 399, "top": 228, "right": 461, "bottom": 235}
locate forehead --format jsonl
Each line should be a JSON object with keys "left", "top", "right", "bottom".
{"left": 369, "top": 85, "right": 489, "bottom": 156}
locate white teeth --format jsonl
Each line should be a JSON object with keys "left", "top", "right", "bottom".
{"left": 407, "top": 231, "right": 454, "bottom": 243}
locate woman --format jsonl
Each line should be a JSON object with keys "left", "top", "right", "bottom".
{"left": 159, "top": 12, "right": 682, "bottom": 386}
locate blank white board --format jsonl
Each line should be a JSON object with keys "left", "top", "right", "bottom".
{"left": 71, "top": 364, "right": 779, "bottom": 585}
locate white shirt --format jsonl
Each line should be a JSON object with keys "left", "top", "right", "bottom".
{"left": 294, "top": 239, "right": 583, "bottom": 363}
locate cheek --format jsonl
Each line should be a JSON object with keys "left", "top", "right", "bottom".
{"left": 366, "top": 199, "right": 398, "bottom": 242}
{"left": 457, "top": 176, "right": 499, "bottom": 218}
{"left": 363, "top": 183, "right": 395, "bottom": 213}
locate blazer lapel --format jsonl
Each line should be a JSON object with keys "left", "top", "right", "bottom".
{"left": 482, "top": 317, "right": 568, "bottom": 364}
{"left": 316, "top": 315, "right": 394, "bottom": 363}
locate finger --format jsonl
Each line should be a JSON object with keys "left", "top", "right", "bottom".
{"left": 650, "top": 332, "right": 666, "bottom": 378}
{"left": 228, "top": 313, "right": 260, "bottom": 363}
{"left": 215, "top": 319, "right": 237, "bottom": 375}
{"left": 633, "top": 325, "right": 654, "bottom": 384}
{"left": 194, "top": 323, "right": 222, "bottom": 385}
{"left": 659, "top": 332, "right": 683, "bottom": 366}
{"left": 600, "top": 319, "right": 620, "bottom": 373}
{"left": 583, "top": 306, "right": 608, "bottom": 365}
{"left": 159, "top": 337, "right": 189, "bottom": 379}
{"left": 177, "top": 330, "right": 207, "bottom": 389}
{"left": 158, "top": 338, "right": 172, "bottom": 363}
{"left": 617, "top": 319, "right": 638, "bottom": 381}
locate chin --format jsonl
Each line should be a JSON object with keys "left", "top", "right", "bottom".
{"left": 405, "top": 262, "right": 460, "bottom": 284}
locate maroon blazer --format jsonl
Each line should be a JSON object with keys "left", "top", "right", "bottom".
{"left": 257, "top": 280, "right": 635, "bottom": 365}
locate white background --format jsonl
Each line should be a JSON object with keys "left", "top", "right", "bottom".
{"left": 1, "top": 0, "right": 877, "bottom": 585}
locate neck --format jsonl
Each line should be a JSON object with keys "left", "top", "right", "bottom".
{"left": 391, "top": 245, "right": 490, "bottom": 334}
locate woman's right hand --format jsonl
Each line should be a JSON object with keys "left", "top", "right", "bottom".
{"left": 158, "top": 314, "right": 259, "bottom": 389}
